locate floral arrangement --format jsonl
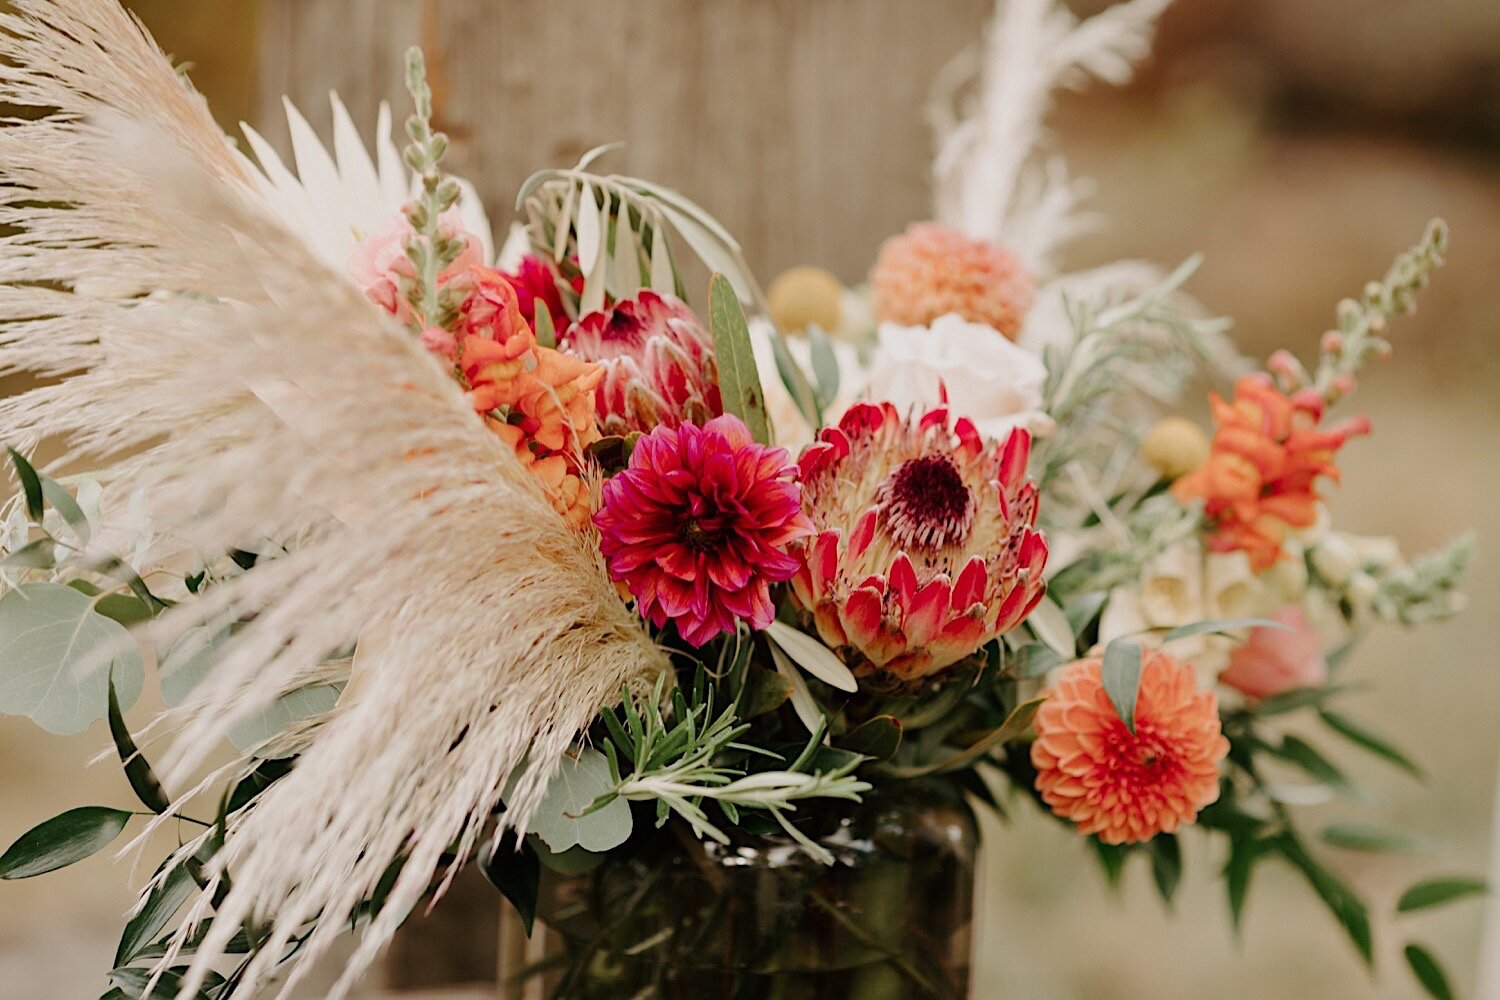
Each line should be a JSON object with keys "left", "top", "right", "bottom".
{"left": 0, "top": 0, "right": 1479, "bottom": 998}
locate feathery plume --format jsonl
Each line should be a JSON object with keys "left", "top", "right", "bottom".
{"left": 0, "top": 2, "right": 666, "bottom": 997}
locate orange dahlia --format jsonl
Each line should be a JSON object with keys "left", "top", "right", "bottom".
{"left": 869, "top": 222, "right": 1034, "bottom": 338}
{"left": 790, "top": 401, "right": 1047, "bottom": 683}
{"left": 1032, "top": 652, "right": 1228, "bottom": 844}
{"left": 426, "top": 266, "right": 603, "bottom": 526}
{"left": 1172, "top": 373, "right": 1370, "bottom": 571}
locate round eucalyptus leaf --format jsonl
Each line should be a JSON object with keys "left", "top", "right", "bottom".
{"left": 0, "top": 583, "right": 144, "bottom": 735}
{"left": 528, "top": 747, "right": 632, "bottom": 854}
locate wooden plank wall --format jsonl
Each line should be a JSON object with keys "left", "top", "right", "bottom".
{"left": 256, "top": 0, "right": 994, "bottom": 284}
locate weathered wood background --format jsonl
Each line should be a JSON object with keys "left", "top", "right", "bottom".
{"left": 257, "top": 0, "right": 993, "bottom": 284}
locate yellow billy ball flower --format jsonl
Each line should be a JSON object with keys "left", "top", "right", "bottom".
{"left": 1141, "top": 417, "right": 1210, "bottom": 480}
{"left": 768, "top": 266, "right": 844, "bottom": 334}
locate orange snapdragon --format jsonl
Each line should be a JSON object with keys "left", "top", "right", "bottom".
{"left": 432, "top": 267, "right": 603, "bottom": 526}
{"left": 1172, "top": 374, "right": 1369, "bottom": 570}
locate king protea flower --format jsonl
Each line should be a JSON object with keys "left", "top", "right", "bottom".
{"left": 560, "top": 290, "right": 723, "bottom": 436}
{"left": 594, "top": 414, "right": 812, "bottom": 646}
{"left": 790, "top": 402, "right": 1048, "bottom": 682}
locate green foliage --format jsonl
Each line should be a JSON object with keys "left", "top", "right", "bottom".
{"left": 1318, "top": 710, "right": 1422, "bottom": 778}
{"left": 1397, "top": 877, "right": 1487, "bottom": 913}
{"left": 1274, "top": 833, "right": 1372, "bottom": 965}
{"left": 479, "top": 833, "right": 540, "bottom": 936}
{"left": 0, "top": 582, "right": 144, "bottom": 735}
{"left": 1403, "top": 943, "right": 1454, "bottom": 1000}
{"left": 115, "top": 864, "right": 196, "bottom": 968}
{"left": 1101, "top": 638, "right": 1142, "bottom": 734}
{"left": 708, "top": 273, "right": 771, "bottom": 445}
{"left": 108, "top": 673, "right": 170, "bottom": 815}
{"left": 0, "top": 806, "right": 132, "bottom": 879}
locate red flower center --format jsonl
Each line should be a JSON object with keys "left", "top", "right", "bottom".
{"left": 875, "top": 454, "right": 975, "bottom": 551}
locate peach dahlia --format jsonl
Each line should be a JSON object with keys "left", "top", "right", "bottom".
{"left": 1031, "top": 651, "right": 1229, "bottom": 845}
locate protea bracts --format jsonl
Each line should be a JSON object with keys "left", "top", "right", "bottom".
{"left": 559, "top": 290, "right": 722, "bottom": 436}
{"left": 790, "top": 401, "right": 1048, "bottom": 682}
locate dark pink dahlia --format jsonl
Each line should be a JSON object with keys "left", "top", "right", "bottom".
{"left": 595, "top": 414, "right": 813, "bottom": 646}
{"left": 560, "top": 290, "right": 723, "bottom": 436}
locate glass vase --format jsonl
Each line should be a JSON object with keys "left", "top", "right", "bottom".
{"left": 527, "top": 789, "right": 977, "bottom": 999}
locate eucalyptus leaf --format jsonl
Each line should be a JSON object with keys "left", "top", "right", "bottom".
{"left": 765, "top": 621, "right": 856, "bottom": 693}
{"left": 1162, "top": 617, "right": 1285, "bottom": 643}
{"left": 0, "top": 582, "right": 143, "bottom": 734}
{"left": 40, "top": 477, "right": 90, "bottom": 547}
{"left": 1404, "top": 943, "right": 1454, "bottom": 1000}
{"left": 806, "top": 326, "right": 841, "bottom": 411}
{"left": 708, "top": 273, "right": 770, "bottom": 445}
{"left": 1397, "top": 877, "right": 1487, "bottom": 913}
{"left": 1027, "top": 595, "right": 1076, "bottom": 660}
{"left": 0, "top": 806, "right": 132, "bottom": 879}
{"left": 528, "top": 747, "right": 633, "bottom": 854}
{"left": 8, "top": 447, "right": 43, "bottom": 521}
{"left": 115, "top": 864, "right": 196, "bottom": 967}
{"left": 1101, "top": 639, "right": 1142, "bottom": 734}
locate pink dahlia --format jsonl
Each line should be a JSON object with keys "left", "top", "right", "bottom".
{"left": 869, "top": 222, "right": 1035, "bottom": 338}
{"left": 595, "top": 414, "right": 813, "bottom": 646}
{"left": 790, "top": 402, "right": 1048, "bottom": 682}
{"left": 560, "top": 290, "right": 723, "bottom": 436}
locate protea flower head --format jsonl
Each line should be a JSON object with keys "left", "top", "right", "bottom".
{"left": 790, "top": 401, "right": 1048, "bottom": 682}
{"left": 560, "top": 290, "right": 722, "bottom": 436}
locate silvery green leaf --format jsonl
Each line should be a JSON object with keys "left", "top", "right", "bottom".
{"left": 163, "top": 625, "right": 337, "bottom": 758}
{"left": 40, "top": 477, "right": 89, "bottom": 547}
{"left": 708, "top": 274, "right": 770, "bottom": 444}
{"left": 575, "top": 180, "right": 602, "bottom": 280}
{"left": 766, "top": 621, "right": 856, "bottom": 693}
{"left": 1101, "top": 639, "right": 1142, "bottom": 734}
{"left": 648, "top": 222, "right": 674, "bottom": 292}
{"left": 609, "top": 210, "right": 640, "bottom": 299}
{"left": 657, "top": 202, "right": 755, "bottom": 304}
{"left": 550, "top": 182, "right": 575, "bottom": 262}
{"left": 229, "top": 684, "right": 340, "bottom": 758}
{"left": 806, "top": 326, "right": 841, "bottom": 410}
{"left": 1027, "top": 594, "right": 1076, "bottom": 660}
{"left": 0, "top": 582, "right": 143, "bottom": 735}
{"left": 769, "top": 642, "right": 823, "bottom": 734}
{"left": 528, "top": 747, "right": 633, "bottom": 854}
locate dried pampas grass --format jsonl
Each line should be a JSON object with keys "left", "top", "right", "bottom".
{"left": 0, "top": 1, "right": 666, "bottom": 996}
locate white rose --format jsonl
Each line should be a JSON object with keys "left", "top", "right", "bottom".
{"left": 862, "top": 313, "right": 1053, "bottom": 442}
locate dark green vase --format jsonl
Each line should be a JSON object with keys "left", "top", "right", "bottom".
{"left": 529, "top": 790, "right": 977, "bottom": 999}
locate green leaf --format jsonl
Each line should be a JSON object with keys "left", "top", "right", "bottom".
{"left": 1012, "top": 642, "right": 1065, "bottom": 679}
{"left": 533, "top": 303, "right": 556, "bottom": 349}
{"left": 1403, "top": 943, "right": 1454, "bottom": 1000}
{"left": 708, "top": 273, "right": 770, "bottom": 445}
{"left": 765, "top": 621, "right": 856, "bottom": 692}
{"left": 1276, "top": 834, "right": 1372, "bottom": 964}
{"left": 769, "top": 328, "right": 821, "bottom": 430}
{"left": 107, "top": 966, "right": 220, "bottom": 1000}
{"left": 1150, "top": 834, "right": 1182, "bottom": 905}
{"left": 0, "top": 537, "right": 55, "bottom": 569}
{"left": 1320, "top": 822, "right": 1424, "bottom": 854}
{"left": 840, "top": 716, "right": 902, "bottom": 762}
{"left": 1163, "top": 617, "right": 1285, "bottom": 643}
{"left": 1272, "top": 734, "right": 1351, "bottom": 793}
{"left": 479, "top": 834, "right": 540, "bottom": 936}
{"left": 1101, "top": 639, "right": 1142, "bottom": 734}
{"left": 40, "top": 477, "right": 91, "bottom": 547}
{"left": 1253, "top": 684, "right": 1351, "bottom": 716}
{"left": 1397, "top": 877, "right": 1488, "bottom": 913}
{"left": 528, "top": 747, "right": 633, "bottom": 854}
{"left": 878, "top": 697, "right": 1043, "bottom": 778}
{"left": 736, "top": 664, "right": 792, "bottom": 719}
{"left": 1027, "top": 594, "right": 1076, "bottom": 660}
{"left": 108, "top": 672, "right": 170, "bottom": 815}
{"left": 0, "top": 806, "right": 132, "bottom": 879}
{"left": 806, "top": 326, "right": 841, "bottom": 411}
{"left": 94, "top": 594, "right": 155, "bottom": 628}
{"left": 115, "top": 864, "right": 196, "bottom": 967}
{"left": 8, "top": 447, "right": 43, "bottom": 521}
{"left": 1225, "top": 834, "right": 1263, "bottom": 931}
{"left": 1319, "top": 710, "right": 1423, "bottom": 778}
{"left": 0, "top": 582, "right": 144, "bottom": 734}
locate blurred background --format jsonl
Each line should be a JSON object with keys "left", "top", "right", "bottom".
{"left": 0, "top": 0, "right": 1496, "bottom": 997}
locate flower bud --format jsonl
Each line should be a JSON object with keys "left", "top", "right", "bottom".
{"left": 1310, "top": 535, "right": 1358, "bottom": 586}
{"left": 1346, "top": 571, "right": 1379, "bottom": 611}
{"left": 768, "top": 266, "right": 844, "bottom": 335}
{"left": 1141, "top": 417, "right": 1210, "bottom": 480}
